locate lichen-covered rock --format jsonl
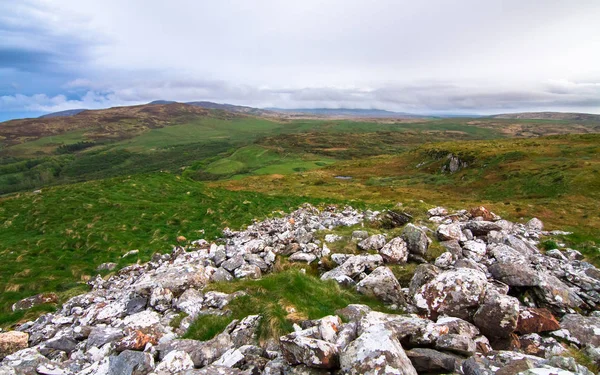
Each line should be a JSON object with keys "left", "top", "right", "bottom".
{"left": 408, "top": 264, "right": 440, "bottom": 297}
{"left": 321, "top": 254, "right": 383, "bottom": 282}
{"left": 108, "top": 350, "right": 155, "bottom": 375}
{"left": 436, "top": 223, "right": 466, "bottom": 242}
{"left": 413, "top": 268, "right": 488, "bottom": 320}
{"left": 154, "top": 350, "right": 194, "bottom": 374}
{"left": 379, "top": 237, "right": 408, "bottom": 264}
{"left": 473, "top": 290, "right": 519, "bottom": 338}
{"left": 0, "top": 331, "right": 29, "bottom": 360}
{"left": 435, "top": 333, "right": 476, "bottom": 355}
{"left": 176, "top": 288, "right": 204, "bottom": 317}
{"left": 339, "top": 324, "right": 417, "bottom": 375}
{"left": 12, "top": 293, "right": 58, "bottom": 312}
{"left": 401, "top": 224, "right": 431, "bottom": 256}
{"left": 357, "top": 234, "right": 387, "bottom": 251}
{"left": 406, "top": 348, "right": 463, "bottom": 373}
{"left": 558, "top": 314, "right": 600, "bottom": 347}
{"left": 356, "top": 267, "right": 406, "bottom": 306}
{"left": 280, "top": 333, "right": 339, "bottom": 369}
{"left": 526, "top": 218, "right": 544, "bottom": 232}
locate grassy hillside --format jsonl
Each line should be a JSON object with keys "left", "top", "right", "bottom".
{"left": 0, "top": 173, "right": 334, "bottom": 325}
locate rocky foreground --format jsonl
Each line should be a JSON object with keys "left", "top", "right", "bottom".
{"left": 1, "top": 204, "right": 599, "bottom": 374}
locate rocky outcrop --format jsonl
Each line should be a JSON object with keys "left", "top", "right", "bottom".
{"left": 2, "top": 203, "right": 600, "bottom": 374}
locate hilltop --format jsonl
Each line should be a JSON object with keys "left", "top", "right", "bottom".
{"left": 491, "top": 111, "right": 600, "bottom": 121}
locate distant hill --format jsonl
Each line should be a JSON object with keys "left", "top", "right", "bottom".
{"left": 491, "top": 112, "right": 600, "bottom": 121}
{"left": 38, "top": 109, "right": 87, "bottom": 118}
{"left": 268, "top": 108, "right": 428, "bottom": 118}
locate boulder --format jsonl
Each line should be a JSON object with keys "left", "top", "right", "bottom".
{"left": 406, "top": 348, "right": 463, "bottom": 373}
{"left": 87, "top": 327, "right": 124, "bottom": 349}
{"left": 464, "top": 221, "right": 502, "bottom": 236}
{"left": 155, "top": 350, "right": 195, "bottom": 374}
{"left": 356, "top": 267, "right": 406, "bottom": 306}
{"left": 357, "top": 234, "right": 387, "bottom": 251}
{"left": 526, "top": 218, "right": 544, "bottom": 232}
{"left": 0, "top": 331, "right": 28, "bottom": 360}
{"left": 233, "top": 264, "right": 262, "bottom": 279}
{"left": 473, "top": 291, "right": 520, "bottom": 338}
{"left": 401, "top": 224, "right": 431, "bottom": 256}
{"left": 289, "top": 252, "right": 317, "bottom": 264}
{"left": 558, "top": 314, "right": 600, "bottom": 347}
{"left": 158, "top": 335, "right": 234, "bottom": 368}
{"left": 176, "top": 288, "right": 204, "bottom": 318}
{"left": 413, "top": 268, "right": 488, "bottom": 320}
{"left": 321, "top": 254, "right": 383, "bottom": 282}
{"left": 408, "top": 264, "right": 440, "bottom": 297}
{"left": 339, "top": 324, "right": 417, "bottom": 375}
{"left": 435, "top": 333, "right": 476, "bottom": 356}
{"left": 280, "top": 333, "right": 339, "bottom": 369}
{"left": 516, "top": 308, "right": 560, "bottom": 334}
{"left": 12, "top": 293, "right": 58, "bottom": 312}
{"left": 427, "top": 207, "right": 448, "bottom": 217}
{"left": 379, "top": 237, "right": 408, "bottom": 264}
{"left": 108, "top": 350, "right": 155, "bottom": 375}
{"left": 351, "top": 231, "right": 368, "bottom": 240}
{"left": 436, "top": 223, "right": 466, "bottom": 242}
{"left": 470, "top": 206, "right": 494, "bottom": 221}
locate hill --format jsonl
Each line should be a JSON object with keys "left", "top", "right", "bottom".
{"left": 491, "top": 111, "right": 600, "bottom": 121}
{"left": 38, "top": 109, "right": 87, "bottom": 119}
{"left": 268, "top": 107, "right": 428, "bottom": 118}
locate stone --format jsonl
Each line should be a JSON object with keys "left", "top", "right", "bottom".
{"left": 44, "top": 334, "right": 78, "bottom": 353}
{"left": 516, "top": 308, "right": 560, "bottom": 334}
{"left": 0, "top": 331, "right": 28, "bottom": 360}
{"left": 280, "top": 333, "right": 339, "bottom": 369}
{"left": 470, "top": 206, "right": 494, "bottom": 221}
{"left": 428, "top": 207, "right": 448, "bottom": 217}
{"left": 324, "top": 234, "right": 343, "bottom": 243}
{"left": 234, "top": 264, "right": 262, "bottom": 279}
{"left": 108, "top": 350, "right": 155, "bottom": 375}
{"left": 321, "top": 254, "right": 383, "bottom": 282}
{"left": 464, "top": 221, "right": 502, "bottom": 235}
{"left": 155, "top": 350, "right": 194, "bottom": 374}
{"left": 462, "top": 240, "right": 487, "bottom": 261}
{"left": 413, "top": 268, "right": 488, "bottom": 320}
{"left": 176, "top": 288, "right": 204, "bottom": 317}
{"left": 436, "top": 223, "right": 466, "bottom": 242}
{"left": 125, "top": 295, "right": 148, "bottom": 315}
{"left": 357, "top": 234, "right": 387, "bottom": 251}
{"left": 526, "top": 218, "right": 544, "bottom": 232}
{"left": 115, "top": 330, "right": 157, "bottom": 352}
{"left": 356, "top": 266, "right": 406, "bottom": 306}
{"left": 159, "top": 335, "right": 234, "bottom": 368}
{"left": 12, "top": 293, "right": 58, "bottom": 311}
{"left": 289, "top": 252, "right": 317, "bottom": 263}
{"left": 379, "top": 237, "right": 408, "bottom": 264}
{"left": 339, "top": 324, "right": 417, "bottom": 375}
{"left": 0, "top": 348, "right": 49, "bottom": 374}
{"left": 222, "top": 255, "right": 245, "bottom": 272}
{"left": 408, "top": 264, "right": 440, "bottom": 297}
{"left": 489, "top": 260, "right": 540, "bottom": 287}
{"left": 401, "top": 224, "right": 431, "bottom": 256}
{"left": 150, "top": 286, "right": 173, "bottom": 312}
{"left": 210, "top": 267, "right": 234, "bottom": 282}
{"left": 435, "top": 333, "right": 476, "bottom": 355}
{"left": 558, "top": 314, "right": 600, "bottom": 347}
{"left": 87, "top": 327, "right": 125, "bottom": 349}
{"left": 473, "top": 290, "right": 520, "bottom": 338}
{"left": 406, "top": 348, "right": 462, "bottom": 373}
{"left": 434, "top": 252, "right": 454, "bottom": 268}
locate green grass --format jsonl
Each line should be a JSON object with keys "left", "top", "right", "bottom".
{"left": 185, "top": 268, "right": 391, "bottom": 341}
{"left": 0, "top": 173, "right": 335, "bottom": 326}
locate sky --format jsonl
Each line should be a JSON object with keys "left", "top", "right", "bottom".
{"left": 1, "top": 0, "right": 600, "bottom": 121}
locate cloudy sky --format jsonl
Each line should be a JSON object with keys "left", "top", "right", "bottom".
{"left": 1, "top": 0, "right": 600, "bottom": 120}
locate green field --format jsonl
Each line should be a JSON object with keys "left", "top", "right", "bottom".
{"left": 1, "top": 108, "right": 600, "bottom": 328}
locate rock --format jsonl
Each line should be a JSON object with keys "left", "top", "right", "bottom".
{"left": 413, "top": 268, "right": 488, "bottom": 320}
{"left": 115, "top": 330, "right": 157, "bottom": 352}
{"left": 126, "top": 295, "right": 148, "bottom": 315}
{"left": 384, "top": 210, "right": 413, "bottom": 227}
{"left": 335, "top": 304, "right": 372, "bottom": 322}
{"left": 321, "top": 254, "right": 383, "bottom": 282}
{"left": 356, "top": 266, "right": 406, "bottom": 306}
{"left": 210, "top": 267, "right": 234, "bottom": 282}
{"left": 401, "top": 224, "right": 431, "bottom": 256}
{"left": 280, "top": 333, "right": 339, "bottom": 369}
{"left": 222, "top": 255, "right": 245, "bottom": 272}
{"left": 470, "top": 206, "right": 494, "bottom": 221}
{"left": 0, "top": 348, "right": 49, "bottom": 375}
{"left": 150, "top": 286, "right": 173, "bottom": 312}
{"left": 176, "top": 288, "right": 204, "bottom": 317}
{"left": 489, "top": 261, "right": 540, "bottom": 287}
{"left": 159, "top": 335, "right": 234, "bottom": 368}
{"left": 436, "top": 223, "right": 466, "bottom": 242}
{"left": 379, "top": 237, "right": 408, "bottom": 264}
{"left": 108, "top": 350, "right": 155, "bottom": 375}
{"left": 357, "top": 234, "right": 387, "bottom": 251}
{"left": 133, "top": 264, "right": 208, "bottom": 295}
{"left": 339, "top": 324, "right": 417, "bottom": 375}
{"left": 473, "top": 290, "right": 519, "bottom": 338}
{"left": 406, "top": 348, "right": 462, "bottom": 373}
{"left": 97, "top": 262, "right": 118, "bottom": 271}
{"left": 428, "top": 207, "right": 448, "bottom": 217}
{"left": 155, "top": 350, "right": 194, "bottom": 374}
{"left": 11, "top": 293, "right": 58, "bottom": 311}
{"left": 516, "top": 308, "right": 560, "bottom": 334}
{"left": 230, "top": 315, "right": 261, "bottom": 347}
{"left": 234, "top": 264, "right": 262, "bottom": 279}
{"left": 408, "top": 264, "right": 440, "bottom": 297}
{"left": 44, "top": 334, "right": 78, "bottom": 353}
{"left": 435, "top": 333, "right": 476, "bottom": 355}
{"left": 464, "top": 221, "right": 502, "bottom": 235}
{"left": 87, "top": 327, "right": 125, "bottom": 349}
{"left": 526, "top": 218, "right": 544, "bottom": 232}
{"left": 122, "top": 249, "right": 139, "bottom": 257}
{"left": 558, "top": 314, "right": 600, "bottom": 347}
{"left": 462, "top": 240, "right": 487, "bottom": 261}
{"left": 0, "top": 331, "right": 29, "bottom": 360}
{"left": 289, "top": 252, "right": 317, "bottom": 263}
{"left": 434, "top": 252, "right": 454, "bottom": 268}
